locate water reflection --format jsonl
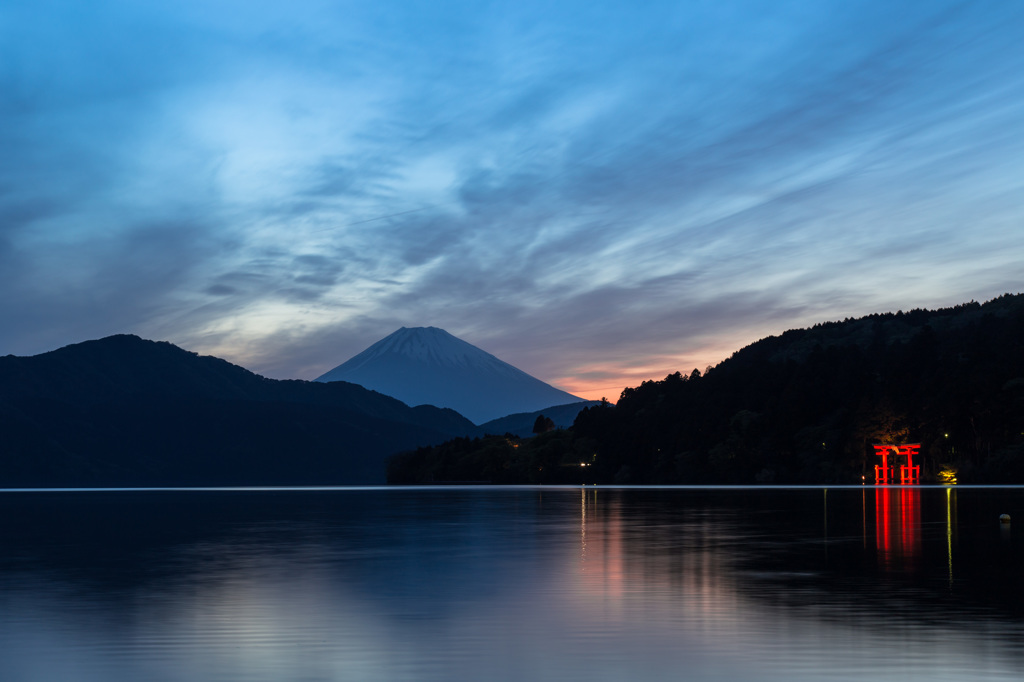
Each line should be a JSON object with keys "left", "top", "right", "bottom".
{"left": 578, "top": 488, "right": 625, "bottom": 599}
{"left": 583, "top": 488, "right": 1024, "bottom": 679}
{"left": 947, "top": 487, "right": 957, "bottom": 586}
{"left": 566, "top": 487, "right": 1024, "bottom": 680}
{"left": 0, "top": 488, "right": 1023, "bottom": 681}
{"left": 863, "top": 486, "right": 959, "bottom": 584}
{"left": 873, "top": 487, "right": 922, "bottom": 571}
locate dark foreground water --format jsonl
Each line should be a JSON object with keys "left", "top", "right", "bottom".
{"left": 1, "top": 486, "right": 1023, "bottom": 681}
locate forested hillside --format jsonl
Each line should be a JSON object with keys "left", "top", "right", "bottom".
{"left": 0, "top": 335, "right": 478, "bottom": 486}
{"left": 388, "top": 294, "right": 1024, "bottom": 484}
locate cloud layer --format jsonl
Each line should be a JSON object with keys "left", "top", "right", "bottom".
{"left": 3, "top": 0, "right": 1023, "bottom": 399}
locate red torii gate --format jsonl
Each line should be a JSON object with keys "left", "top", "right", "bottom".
{"left": 873, "top": 443, "right": 920, "bottom": 485}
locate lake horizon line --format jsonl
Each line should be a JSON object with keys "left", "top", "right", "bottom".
{"left": 3, "top": 483, "right": 1023, "bottom": 493}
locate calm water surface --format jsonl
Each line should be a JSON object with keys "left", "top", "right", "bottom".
{"left": 1, "top": 486, "right": 1023, "bottom": 681}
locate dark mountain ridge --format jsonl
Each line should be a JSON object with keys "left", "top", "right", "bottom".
{"left": 388, "top": 294, "right": 1024, "bottom": 484}
{"left": 0, "top": 335, "right": 478, "bottom": 486}
{"left": 477, "top": 401, "right": 602, "bottom": 438}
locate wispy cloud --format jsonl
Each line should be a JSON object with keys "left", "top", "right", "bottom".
{"left": 2, "top": 0, "right": 1023, "bottom": 399}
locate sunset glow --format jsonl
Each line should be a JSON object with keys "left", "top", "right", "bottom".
{"left": 2, "top": 0, "right": 1022, "bottom": 395}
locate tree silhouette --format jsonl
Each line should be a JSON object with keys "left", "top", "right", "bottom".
{"left": 532, "top": 414, "right": 555, "bottom": 434}
{"left": 389, "top": 294, "right": 1024, "bottom": 485}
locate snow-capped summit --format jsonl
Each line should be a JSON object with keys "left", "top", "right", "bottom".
{"left": 314, "top": 327, "right": 583, "bottom": 424}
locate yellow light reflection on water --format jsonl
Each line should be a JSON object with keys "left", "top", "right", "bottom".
{"left": 580, "top": 487, "right": 587, "bottom": 567}
{"left": 946, "top": 486, "right": 957, "bottom": 587}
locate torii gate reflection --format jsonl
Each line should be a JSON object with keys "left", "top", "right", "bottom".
{"left": 863, "top": 486, "right": 958, "bottom": 577}
{"left": 874, "top": 487, "right": 921, "bottom": 570}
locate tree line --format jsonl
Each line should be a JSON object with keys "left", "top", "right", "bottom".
{"left": 388, "top": 294, "right": 1024, "bottom": 484}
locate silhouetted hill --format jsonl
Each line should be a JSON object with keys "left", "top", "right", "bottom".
{"left": 0, "top": 335, "right": 479, "bottom": 486}
{"left": 388, "top": 294, "right": 1024, "bottom": 484}
{"left": 477, "top": 401, "right": 601, "bottom": 437}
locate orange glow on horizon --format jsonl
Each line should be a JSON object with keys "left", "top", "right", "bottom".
{"left": 551, "top": 340, "right": 743, "bottom": 402}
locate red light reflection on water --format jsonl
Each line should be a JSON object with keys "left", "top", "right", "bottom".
{"left": 874, "top": 487, "right": 921, "bottom": 570}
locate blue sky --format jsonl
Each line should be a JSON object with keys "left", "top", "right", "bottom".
{"left": 3, "top": 0, "right": 1023, "bottom": 399}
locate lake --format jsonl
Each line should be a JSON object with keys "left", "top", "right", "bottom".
{"left": 1, "top": 486, "right": 1023, "bottom": 681}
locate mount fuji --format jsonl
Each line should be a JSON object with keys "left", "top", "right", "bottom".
{"left": 314, "top": 327, "right": 584, "bottom": 424}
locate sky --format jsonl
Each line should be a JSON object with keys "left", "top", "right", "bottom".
{"left": 3, "top": 0, "right": 1023, "bottom": 401}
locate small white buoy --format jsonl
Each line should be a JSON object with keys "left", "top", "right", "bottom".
{"left": 1000, "top": 514, "right": 1011, "bottom": 524}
